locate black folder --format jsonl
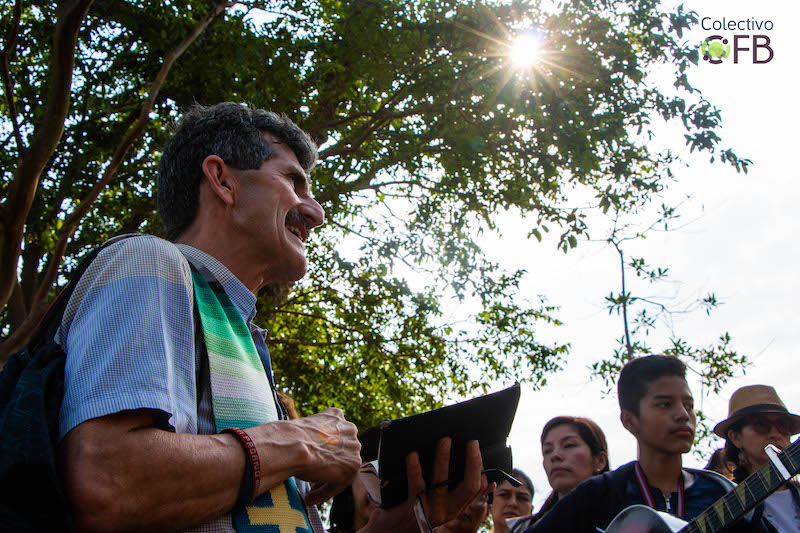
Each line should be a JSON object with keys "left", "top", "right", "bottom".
{"left": 360, "top": 383, "right": 521, "bottom": 508}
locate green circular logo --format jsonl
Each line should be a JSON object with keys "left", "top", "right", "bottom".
{"left": 707, "top": 41, "right": 725, "bottom": 58}
{"left": 701, "top": 36, "right": 731, "bottom": 63}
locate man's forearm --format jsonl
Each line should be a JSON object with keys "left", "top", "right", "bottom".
{"left": 59, "top": 410, "right": 308, "bottom": 532}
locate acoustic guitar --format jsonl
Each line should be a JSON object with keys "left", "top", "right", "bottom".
{"left": 604, "top": 439, "right": 799, "bottom": 533}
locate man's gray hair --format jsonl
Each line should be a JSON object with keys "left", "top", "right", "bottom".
{"left": 157, "top": 102, "right": 318, "bottom": 241}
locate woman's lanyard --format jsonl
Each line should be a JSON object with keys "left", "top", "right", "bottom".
{"left": 633, "top": 462, "right": 685, "bottom": 519}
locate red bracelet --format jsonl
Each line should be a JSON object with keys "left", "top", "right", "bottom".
{"left": 223, "top": 427, "right": 261, "bottom": 502}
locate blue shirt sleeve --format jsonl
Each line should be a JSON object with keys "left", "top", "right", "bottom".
{"left": 57, "top": 236, "right": 199, "bottom": 441}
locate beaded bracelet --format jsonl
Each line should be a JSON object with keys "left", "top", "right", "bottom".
{"left": 223, "top": 427, "right": 261, "bottom": 505}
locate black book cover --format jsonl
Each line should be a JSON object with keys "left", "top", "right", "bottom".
{"left": 360, "top": 383, "right": 520, "bottom": 508}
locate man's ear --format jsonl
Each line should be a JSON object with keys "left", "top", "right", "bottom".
{"left": 620, "top": 410, "right": 638, "bottom": 436}
{"left": 201, "top": 155, "right": 236, "bottom": 206}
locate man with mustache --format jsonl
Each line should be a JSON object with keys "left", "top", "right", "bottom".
{"left": 55, "top": 102, "right": 491, "bottom": 532}
{"left": 526, "top": 355, "right": 760, "bottom": 533}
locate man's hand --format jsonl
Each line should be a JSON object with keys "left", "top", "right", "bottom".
{"left": 280, "top": 407, "right": 361, "bottom": 505}
{"left": 60, "top": 407, "right": 361, "bottom": 531}
{"left": 359, "top": 438, "right": 495, "bottom": 533}
{"left": 412, "top": 438, "right": 494, "bottom": 528}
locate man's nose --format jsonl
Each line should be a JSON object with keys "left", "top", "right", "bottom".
{"left": 300, "top": 196, "right": 325, "bottom": 229}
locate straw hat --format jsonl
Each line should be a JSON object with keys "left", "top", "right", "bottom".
{"left": 713, "top": 384, "right": 800, "bottom": 438}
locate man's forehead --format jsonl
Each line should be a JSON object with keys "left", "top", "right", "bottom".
{"left": 645, "top": 375, "right": 692, "bottom": 398}
{"left": 261, "top": 132, "right": 305, "bottom": 172}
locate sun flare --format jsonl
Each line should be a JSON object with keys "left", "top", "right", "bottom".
{"left": 510, "top": 33, "right": 542, "bottom": 68}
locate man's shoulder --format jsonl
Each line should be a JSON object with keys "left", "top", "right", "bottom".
{"left": 98, "top": 233, "right": 185, "bottom": 264}
{"left": 90, "top": 234, "right": 191, "bottom": 283}
{"left": 560, "top": 462, "right": 636, "bottom": 500}
{"left": 598, "top": 461, "right": 638, "bottom": 488}
{"left": 686, "top": 467, "right": 736, "bottom": 492}
{"left": 59, "top": 234, "right": 193, "bottom": 340}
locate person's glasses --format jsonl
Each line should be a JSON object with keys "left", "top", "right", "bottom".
{"left": 745, "top": 415, "right": 792, "bottom": 435}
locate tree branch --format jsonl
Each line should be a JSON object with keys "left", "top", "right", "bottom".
{"left": 315, "top": 144, "right": 444, "bottom": 205}
{"left": 267, "top": 331, "right": 437, "bottom": 349}
{"left": 267, "top": 338, "right": 363, "bottom": 348}
{"left": 0, "top": 0, "right": 94, "bottom": 317}
{"left": 6, "top": 279, "right": 26, "bottom": 329}
{"left": 610, "top": 231, "right": 634, "bottom": 361}
{"left": 0, "top": 0, "right": 24, "bottom": 156}
{"left": 0, "top": 298, "right": 51, "bottom": 358}
{"left": 316, "top": 56, "right": 447, "bottom": 133}
{"left": 269, "top": 309, "right": 371, "bottom": 335}
{"left": 0, "top": 1, "right": 233, "bottom": 363}
{"left": 318, "top": 103, "right": 445, "bottom": 160}
{"left": 32, "top": 0, "right": 233, "bottom": 310}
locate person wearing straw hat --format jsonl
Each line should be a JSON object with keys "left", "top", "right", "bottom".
{"left": 715, "top": 384, "right": 800, "bottom": 531}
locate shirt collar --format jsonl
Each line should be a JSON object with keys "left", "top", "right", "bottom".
{"left": 175, "top": 244, "right": 258, "bottom": 324}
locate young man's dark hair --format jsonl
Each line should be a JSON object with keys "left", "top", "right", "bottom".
{"left": 617, "top": 354, "right": 687, "bottom": 414}
{"left": 157, "top": 102, "right": 318, "bottom": 241}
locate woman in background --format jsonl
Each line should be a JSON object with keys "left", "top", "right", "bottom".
{"left": 509, "top": 416, "right": 609, "bottom": 531}
{"left": 703, "top": 447, "right": 734, "bottom": 480}
{"left": 489, "top": 468, "right": 534, "bottom": 533}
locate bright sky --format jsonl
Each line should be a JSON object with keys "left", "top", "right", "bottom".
{"left": 303, "top": 0, "right": 798, "bottom": 512}
{"left": 487, "top": 0, "right": 800, "bottom": 508}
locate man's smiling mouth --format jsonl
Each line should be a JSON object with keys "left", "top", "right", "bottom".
{"left": 286, "top": 210, "right": 309, "bottom": 242}
{"left": 287, "top": 225, "right": 303, "bottom": 240}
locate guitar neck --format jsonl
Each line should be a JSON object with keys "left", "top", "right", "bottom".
{"left": 681, "top": 439, "right": 799, "bottom": 533}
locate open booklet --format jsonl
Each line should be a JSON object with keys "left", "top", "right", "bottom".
{"left": 358, "top": 383, "right": 521, "bottom": 508}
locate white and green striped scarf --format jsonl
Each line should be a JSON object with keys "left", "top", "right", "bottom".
{"left": 192, "top": 266, "right": 312, "bottom": 533}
